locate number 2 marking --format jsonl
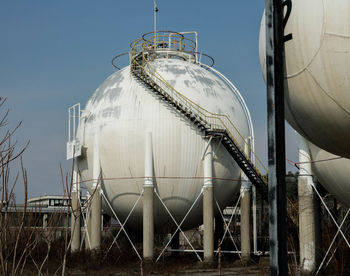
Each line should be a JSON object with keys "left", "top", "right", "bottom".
{"left": 283, "top": 0, "right": 293, "bottom": 42}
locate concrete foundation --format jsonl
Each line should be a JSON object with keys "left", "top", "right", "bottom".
{"left": 203, "top": 142, "right": 214, "bottom": 263}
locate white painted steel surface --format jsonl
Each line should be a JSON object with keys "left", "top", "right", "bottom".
{"left": 304, "top": 138, "right": 350, "bottom": 207}
{"left": 259, "top": 0, "right": 350, "bottom": 158}
{"left": 298, "top": 137, "right": 318, "bottom": 273}
{"left": 77, "top": 58, "right": 250, "bottom": 231}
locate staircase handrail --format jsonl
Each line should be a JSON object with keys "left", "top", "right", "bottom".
{"left": 129, "top": 35, "right": 268, "bottom": 180}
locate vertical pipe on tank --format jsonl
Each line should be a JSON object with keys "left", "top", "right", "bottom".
{"left": 298, "top": 138, "right": 318, "bottom": 274}
{"left": 203, "top": 141, "right": 214, "bottom": 263}
{"left": 91, "top": 135, "right": 101, "bottom": 250}
{"left": 143, "top": 132, "right": 154, "bottom": 261}
{"left": 71, "top": 158, "right": 81, "bottom": 252}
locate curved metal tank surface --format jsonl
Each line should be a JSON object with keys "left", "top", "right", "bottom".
{"left": 259, "top": 0, "right": 350, "bottom": 158}
{"left": 77, "top": 58, "right": 250, "bottom": 232}
{"left": 305, "top": 138, "right": 350, "bottom": 207}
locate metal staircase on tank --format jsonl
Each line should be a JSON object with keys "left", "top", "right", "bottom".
{"left": 128, "top": 31, "right": 269, "bottom": 198}
{"left": 114, "top": 31, "right": 297, "bottom": 226}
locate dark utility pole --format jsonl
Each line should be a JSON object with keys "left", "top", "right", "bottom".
{"left": 265, "top": 0, "right": 288, "bottom": 275}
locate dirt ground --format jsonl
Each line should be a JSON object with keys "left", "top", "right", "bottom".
{"left": 21, "top": 254, "right": 270, "bottom": 275}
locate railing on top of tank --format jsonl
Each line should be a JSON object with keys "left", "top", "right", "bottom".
{"left": 129, "top": 32, "right": 268, "bottom": 181}
{"left": 112, "top": 32, "right": 214, "bottom": 70}
{"left": 142, "top": 31, "right": 196, "bottom": 58}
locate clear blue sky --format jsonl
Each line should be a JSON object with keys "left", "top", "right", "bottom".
{"left": 0, "top": 1, "right": 298, "bottom": 201}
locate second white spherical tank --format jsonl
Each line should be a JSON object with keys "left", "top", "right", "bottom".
{"left": 305, "top": 139, "right": 350, "bottom": 207}
{"left": 77, "top": 58, "right": 250, "bottom": 232}
{"left": 259, "top": 0, "right": 350, "bottom": 158}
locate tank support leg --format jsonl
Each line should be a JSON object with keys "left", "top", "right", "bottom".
{"left": 143, "top": 132, "right": 154, "bottom": 261}
{"left": 241, "top": 137, "right": 252, "bottom": 263}
{"left": 240, "top": 182, "right": 251, "bottom": 263}
{"left": 84, "top": 190, "right": 92, "bottom": 250}
{"left": 91, "top": 135, "right": 101, "bottom": 250}
{"left": 298, "top": 138, "right": 319, "bottom": 274}
{"left": 71, "top": 158, "right": 81, "bottom": 252}
{"left": 203, "top": 141, "right": 214, "bottom": 263}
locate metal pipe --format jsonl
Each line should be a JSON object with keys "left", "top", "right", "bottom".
{"left": 153, "top": 1, "right": 158, "bottom": 48}
{"left": 179, "top": 31, "right": 198, "bottom": 61}
{"left": 73, "top": 106, "right": 76, "bottom": 141}
{"left": 68, "top": 108, "right": 71, "bottom": 142}
{"left": 265, "top": 0, "right": 288, "bottom": 274}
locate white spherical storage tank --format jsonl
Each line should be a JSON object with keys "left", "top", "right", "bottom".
{"left": 76, "top": 32, "right": 252, "bottom": 232}
{"left": 304, "top": 138, "right": 350, "bottom": 207}
{"left": 259, "top": 0, "right": 350, "bottom": 158}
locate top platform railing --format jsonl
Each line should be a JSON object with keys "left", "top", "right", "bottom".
{"left": 129, "top": 31, "right": 214, "bottom": 67}
{"left": 112, "top": 31, "right": 214, "bottom": 69}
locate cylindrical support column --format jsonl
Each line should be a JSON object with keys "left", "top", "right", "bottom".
{"left": 241, "top": 138, "right": 252, "bottom": 262}
{"left": 298, "top": 137, "right": 318, "bottom": 274}
{"left": 240, "top": 183, "right": 251, "bottom": 263}
{"left": 143, "top": 132, "right": 154, "bottom": 261}
{"left": 203, "top": 142, "right": 214, "bottom": 263}
{"left": 85, "top": 191, "right": 92, "bottom": 250}
{"left": 90, "top": 187, "right": 101, "bottom": 249}
{"left": 90, "top": 135, "right": 101, "bottom": 250}
{"left": 71, "top": 158, "right": 81, "bottom": 252}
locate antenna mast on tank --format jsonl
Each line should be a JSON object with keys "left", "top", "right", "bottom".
{"left": 154, "top": 0, "right": 159, "bottom": 47}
